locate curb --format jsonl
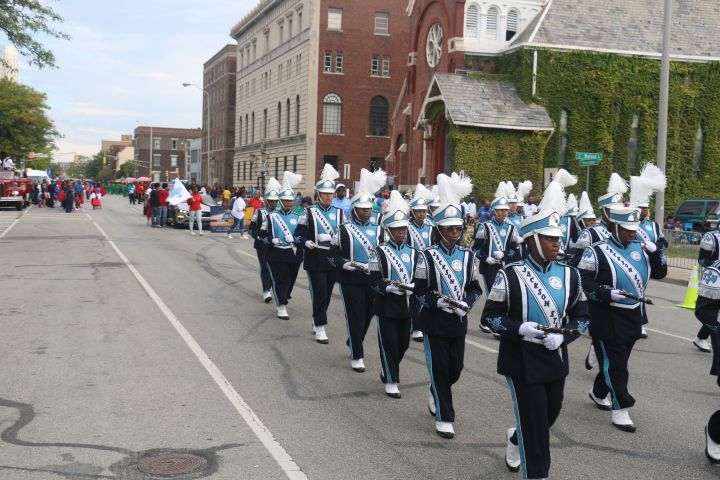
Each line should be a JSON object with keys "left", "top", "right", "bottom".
{"left": 659, "top": 277, "right": 688, "bottom": 287}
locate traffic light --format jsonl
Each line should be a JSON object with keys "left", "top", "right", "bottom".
{"left": 102, "top": 155, "right": 107, "bottom": 165}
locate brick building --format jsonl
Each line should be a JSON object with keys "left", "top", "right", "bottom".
{"left": 133, "top": 126, "right": 202, "bottom": 182}
{"left": 231, "top": 0, "right": 408, "bottom": 194}
{"left": 202, "top": 45, "right": 237, "bottom": 187}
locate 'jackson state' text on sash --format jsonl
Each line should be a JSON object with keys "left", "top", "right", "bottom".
{"left": 310, "top": 207, "right": 336, "bottom": 250}
{"left": 598, "top": 242, "right": 646, "bottom": 308}
{"left": 346, "top": 222, "right": 375, "bottom": 261}
{"left": 428, "top": 249, "right": 465, "bottom": 302}
{"left": 514, "top": 265, "right": 562, "bottom": 328}
{"left": 380, "top": 245, "right": 411, "bottom": 284}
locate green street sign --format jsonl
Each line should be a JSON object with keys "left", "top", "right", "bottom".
{"left": 576, "top": 152, "right": 602, "bottom": 166}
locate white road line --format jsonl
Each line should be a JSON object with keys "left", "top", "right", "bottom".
{"left": 88, "top": 214, "right": 307, "bottom": 480}
{"left": 0, "top": 207, "right": 30, "bottom": 239}
{"left": 235, "top": 248, "right": 258, "bottom": 259}
{"left": 465, "top": 338, "right": 499, "bottom": 353}
{"left": 645, "top": 327, "right": 694, "bottom": 342}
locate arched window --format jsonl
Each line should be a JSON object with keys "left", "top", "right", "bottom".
{"left": 239, "top": 117, "right": 243, "bottom": 145}
{"left": 369, "top": 96, "right": 388, "bottom": 136}
{"left": 286, "top": 98, "right": 291, "bottom": 136}
{"left": 277, "top": 102, "right": 282, "bottom": 137}
{"left": 251, "top": 112, "right": 255, "bottom": 143}
{"left": 465, "top": 4, "right": 479, "bottom": 38}
{"left": 296, "top": 95, "right": 300, "bottom": 134}
{"left": 628, "top": 113, "right": 640, "bottom": 174}
{"left": 245, "top": 114, "right": 249, "bottom": 145}
{"left": 558, "top": 109, "right": 568, "bottom": 167}
{"left": 506, "top": 9, "right": 519, "bottom": 41}
{"left": 322, "top": 93, "right": 342, "bottom": 134}
{"left": 486, "top": 6, "right": 499, "bottom": 39}
{"left": 694, "top": 123, "right": 704, "bottom": 177}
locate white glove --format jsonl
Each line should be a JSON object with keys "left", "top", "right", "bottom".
{"left": 436, "top": 298, "right": 455, "bottom": 313}
{"left": 342, "top": 262, "right": 357, "bottom": 272}
{"left": 642, "top": 242, "right": 657, "bottom": 253}
{"left": 386, "top": 285, "right": 404, "bottom": 295}
{"left": 305, "top": 240, "right": 317, "bottom": 249}
{"left": 317, "top": 233, "right": 332, "bottom": 243}
{"left": 486, "top": 256, "right": 500, "bottom": 265}
{"left": 610, "top": 289, "right": 626, "bottom": 302}
{"left": 454, "top": 301, "right": 469, "bottom": 316}
{"left": 518, "top": 322, "right": 544, "bottom": 339}
{"left": 271, "top": 238, "right": 281, "bottom": 245}
{"left": 492, "top": 251, "right": 505, "bottom": 260}
{"left": 284, "top": 234, "right": 295, "bottom": 244}
{"left": 543, "top": 333, "right": 564, "bottom": 351}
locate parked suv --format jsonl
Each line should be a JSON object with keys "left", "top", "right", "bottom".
{"left": 167, "top": 194, "right": 221, "bottom": 229}
{"left": 674, "top": 199, "right": 720, "bottom": 232}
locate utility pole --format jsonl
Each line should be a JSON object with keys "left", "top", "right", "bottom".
{"left": 655, "top": 0, "right": 671, "bottom": 224}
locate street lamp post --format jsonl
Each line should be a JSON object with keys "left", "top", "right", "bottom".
{"left": 182, "top": 83, "right": 210, "bottom": 186}
{"left": 655, "top": 0, "right": 671, "bottom": 224}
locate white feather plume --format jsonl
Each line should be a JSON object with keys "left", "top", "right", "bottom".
{"left": 517, "top": 180, "right": 533, "bottom": 202}
{"left": 607, "top": 172, "right": 628, "bottom": 195}
{"left": 383, "top": 190, "right": 409, "bottom": 215}
{"left": 266, "top": 177, "right": 282, "bottom": 192}
{"left": 504, "top": 181, "right": 517, "bottom": 197}
{"left": 282, "top": 171, "right": 302, "bottom": 190}
{"left": 494, "top": 181, "right": 507, "bottom": 199}
{"left": 412, "top": 183, "right": 435, "bottom": 203}
{"left": 579, "top": 191, "right": 595, "bottom": 216}
{"left": 538, "top": 181, "right": 568, "bottom": 215}
{"left": 566, "top": 193, "right": 578, "bottom": 211}
{"left": 319, "top": 163, "right": 340, "bottom": 182}
{"left": 431, "top": 185, "right": 439, "bottom": 200}
{"left": 438, "top": 172, "right": 473, "bottom": 205}
{"left": 555, "top": 168, "right": 578, "bottom": 188}
{"left": 629, "top": 163, "right": 666, "bottom": 207}
{"left": 357, "top": 168, "right": 387, "bottom": 196}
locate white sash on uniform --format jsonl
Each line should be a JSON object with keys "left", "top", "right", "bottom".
{"left": 515, "top": 264, "right": 562, "bottom": 328}
{"left": 408, "top": 224, "right": 427, "bottom": 250}
{"left": 487, "top": 223, "right": 507, "bottom": 253}
{"left": 310, "top": 207, "right": 335, "bottom": 250}
{"left": 346, "top": 223, "right": 375, "bottom": 260}
{"left": 428, "top": 249, "right": 464, "bottom": 301}
{"left": 270, "top": 212, "right": 296, "bottom": 252}
{"left": 381, "top": 246, "right": 411, "bottom": 284}
{"left": 598, "top": 243, "right": 645, "bottom": 307}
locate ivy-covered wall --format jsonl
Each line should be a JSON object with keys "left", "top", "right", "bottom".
{"left": 465, "top": 49, "right": 720, "bottom": 212}
{"left": 450, "top": 127, "right": 549, "bottom": 200}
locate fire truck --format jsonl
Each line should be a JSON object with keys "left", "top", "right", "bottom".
{"left": 0, "top": 170, "right": 31, "bottom": 210}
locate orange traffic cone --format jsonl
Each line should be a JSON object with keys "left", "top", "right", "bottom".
{"left": 677, "top": 264, "right": 699, "bottom": 310}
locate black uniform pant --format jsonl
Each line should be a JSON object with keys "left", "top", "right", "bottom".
{"left": 709, "top": 410, "right": 720, "bottom": 443}
{"left": 377, "top": 316, "right": 411, "bottom": 383}
{"left": 410, "top": 296, "right": 421, "bottom": 332}
{"left": 479, "top": 267, "right": 501, "bottom": 327}
{"left": 339, "top": 284, "right": 374, "bottom": 360}
{"left": 698, "top": 324, "right": 713, "bottom": 340}
{"left": 507, "top": 376, "right": 565, "bottom": 480}
{"left": 307, "top": 270, "right": 336, "bottom": 327}
{"left": 424, "top": 335, "right": 465, "bottom": 423}
{"left": 592, "top": 338, "right": 636, "bottom": 410}
{"left": 267, "top": 261, "right": 300, "bottom": 307}
{"left": 254, "top": 245, "right": 273, "bottom": 292}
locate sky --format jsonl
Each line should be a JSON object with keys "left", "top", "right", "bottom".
{"left": 8, "top": 0, "right": 256, "bottom": 160}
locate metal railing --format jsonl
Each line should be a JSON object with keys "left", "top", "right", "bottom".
{"left": 663, "top": 228, "right": 701, "bottom": 269}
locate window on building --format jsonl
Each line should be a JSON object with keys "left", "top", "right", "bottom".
{"left": 153, "top": 154, "right": 161, "bottom": 167}
{"left": 243, "top": 161, "right": 247, "bottom": 181}
{"left": 322, "top": 93, "right": 342, "bottom": 134}
{"left": 296, "top": 95, "right": 301, "bottom": 133}
{"left": 382, "top": 56, "right": 390, "bottom": 77}
{"left": 370, "top": 157, "right": 385, "bottom": 171}
{"left": 245, "top": 114, "right": 249, "bottom": 145}
{"left": 328, "top": 7, "right": 342, "bottom": 30}
{"left": 628, "top": 113, "right": 640, "bottom": 174}
{"left": 277, "top": 102, "right": 282, "bottom": 137}
{"left": 558, "top": 109, "right": 569, "bottom": 167}
{"left": 275, "top": 157, "right": 279, "bottom": 178}
{"left": 297, "top": 54, "right": 301, "bottom": 75}
{"left": 506, "top": 9, "right": 519, "bottom": 41}
{"left": 170, "top": 155, "right": 178, "bottom": 167}
{"left": 153, "top": 137, "right": 161, "bottom": 150}
{"left": 324, "top": 51, "right": 333, "bottom": 73}
{"left": 369, "top": 96, "right": 389, "bottom": 136}
{"left": 466, "top": 4, "right": 479, "bottom": 38}
{"left": 286, "top": 98, "right": 291, "bottom": 136}
{"left": 324, "top": 155, "right": 339, "bottom": 170}
{"left": 287, "top": 59, "right": 292, "bottom": 80}
{"left": 335, "top": 52, "right": 344, "bottom": 73}
{"left": 343, "top": 163, "right": 351, "bottom": 178}
{"left": 252, "top": 42, "right": 257, "bottom": 61}
{"left": 486, "top": 6, "right": 499, "bottom": 39}
{"left": 251, "top": 112, "right": 255, "bottom": 142}
{"left": 264, "top": 30, "right": 270, "bottom": 54}
{"left": 171, "top": 138, "right": 178, "bottom": 150}
{"left": 240, "top": 51, "right": 244, "bottom": 68}
{"left": 298, "top": 10, "right": 303, "bottom": 31}
{"left": 278, "top": 64, "right": 282, "bottom": 84}
{"left": 263, "top": 109, "right": 268, "bottom": 139}
{"left": 283, "top": 156, "right": 288, "bottom": 172}
{"left": 371, "top": 55, "right": 379, "bottom": 76}
{"left": 280, "top": 23, "right": 284, "bottom": 44}
{"left": 375, "top": 12, "right": 389, "bottom": 35}
{"left": 288, "top": 17, "right": 293, "bottom": 37}
{"left": 293, "top": 155, "right": 297, "bottom": 172}
{"left": 694, "top": 123, "right": 704, "bottom": 178}
{"left": 239, "top": 117, "right": 243, "bottom": 145}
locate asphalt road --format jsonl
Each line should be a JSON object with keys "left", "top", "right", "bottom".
{"left": 0, "top": 197, "right": 717, "bottom": 480}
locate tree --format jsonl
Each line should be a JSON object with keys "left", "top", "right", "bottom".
{"left": 0, "top": 79, "right": 59, "bottom": 159}
{"left": 0, "top": 0, "right": 69, "bottom": 69}
{"left": 117, "top": 161, "right": 135, "bottom": 179}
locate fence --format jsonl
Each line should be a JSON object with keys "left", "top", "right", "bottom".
{"left": 663, "top": 228, "right": 701, "bottom": 270}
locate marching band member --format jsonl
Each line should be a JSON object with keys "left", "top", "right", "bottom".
{"left": 482, "top": 179, "right": 590, "bottom": 480}
{"left": 297, "top": 164, "right": 345, "bottom": 344}
{"left": 575, "top": 191, "right": 597, "bottom": 231}
{"left": 577, "top": 205, "right": 667, "bottom": 432}
{"left": 415, "top": 173, "right": 482, "bottom": 439}
{"left": 694, "top": 258, "right": 720, "bottom": 462}
{"left": 515, "top": 180, "right": 533, "bottom": 220}
{"left": 370, "top": 190, "right": 418, "bottom": 398}
{"left": 249, "top": 178, "right": 280, "bottom": 303}
{"left": 474, "top": 182, "right": 522, "bottom": 334}
{"left": 560, "top": 193, "right": 581, "bottom": 255}
{"left": 407, "top": 184, "right": 436, "bottom": 342}
{"left": 505, "top": 182, "right": 523, "bottom": 230}
{"left": 331, "top": 168, "right": 386, "bottom": 372}
{"left": 428, "top": 185, "right": 440, "bottom": 218}
{"left": 696, "top": 228, "right": 720, "bottom": 353}
{"left": 629, "top": 163, "right": 668, "bottom": 339}
{"left": 259, "top": 172, "right": 304, "bottom": 320}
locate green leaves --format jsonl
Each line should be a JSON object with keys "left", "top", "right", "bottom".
{"left": 0, "top": 0, "right": 69, "bottom": 69}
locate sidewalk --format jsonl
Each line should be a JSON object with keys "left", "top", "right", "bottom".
{"left": 662, "top": 265, "right": 692, "bottom": 286}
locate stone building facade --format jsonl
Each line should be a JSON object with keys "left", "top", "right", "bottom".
{"left": 133, "top": 127, "right": 202, "bottom": 182}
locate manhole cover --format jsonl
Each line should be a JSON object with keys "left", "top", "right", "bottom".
{"left": 137, "top": 453, "right": 207, "bottom": 477}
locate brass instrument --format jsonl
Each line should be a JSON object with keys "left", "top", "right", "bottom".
{"left": 432, "top": 291, "right": 471, "bottom": 313}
